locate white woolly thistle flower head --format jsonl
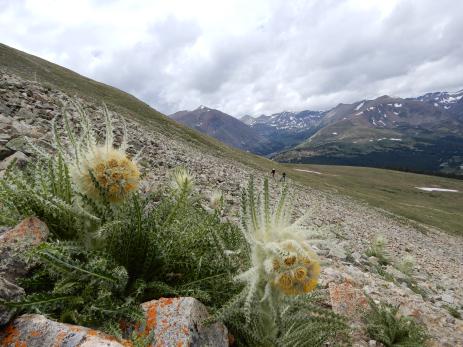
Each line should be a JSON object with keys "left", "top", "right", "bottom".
{"left": 52, "top": 101, "right": 141, "bottom": 203}
{"left": 72, "top": 146, "right": 140, "bottom": 203}
{"left": 170, "top": 167, "right": 194, "bottom": 196}
{"left": 236, "top": 177, "right": 322, "bottom": 304}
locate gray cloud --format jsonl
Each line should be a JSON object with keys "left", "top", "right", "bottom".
{"left": 1, "top": 0, "right": 463, "bottom": 116}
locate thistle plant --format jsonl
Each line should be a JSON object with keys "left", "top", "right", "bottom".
{"left": 237, "top": 178, "right": 321, "bottom": 310}
{"left": 211, "top": 178, "right": 350, "bottom": 346}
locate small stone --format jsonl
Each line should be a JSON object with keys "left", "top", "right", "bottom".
{"left": 16, "top": 108, "right": 35, "bottom": 119}
{"left": 0, "top": 151, "right": 29, "bottom": 171}
{"left": 441, "top": 293, "right": 455, "bottom": 304}
{"left": 5, "top": 136, "right": 34, "bottom": 154}
{"left": 351, "top": 251, "right": 362, "bottom": 262}
{"left": 368, "top": 340, "right": 377, "bottom": 347}
{"left": 328, "top": 246, "right": 347, "bottom": 260}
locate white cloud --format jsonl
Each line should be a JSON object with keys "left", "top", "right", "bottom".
{"left": 1, "top": 0, "right": 462, "bottom": 116}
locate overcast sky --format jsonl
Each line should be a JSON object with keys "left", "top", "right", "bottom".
{"left": 1, "top": 0, "right": 463, "bottom": 117}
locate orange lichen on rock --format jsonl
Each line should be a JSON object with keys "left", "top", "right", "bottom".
{"left": 52, "top": 331, "right": 67, "bottom": 347}
{"left": 0, "top": 324, "right": 21, "bottom": 346}
{"left": 329, "top": 281, "right": 369, "bottom": 321}
{"left": 144, "top": 301, "right": 159, "bottom": 334}
{"left": 0, "top": 217, "right": 49, "bottom": 246}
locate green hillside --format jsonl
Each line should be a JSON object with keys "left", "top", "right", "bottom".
{"left": 286, "top": 164, "right": 463, "bottom": 234}
{"left": 1, "top": 43, "right": 462, "bottom": 234}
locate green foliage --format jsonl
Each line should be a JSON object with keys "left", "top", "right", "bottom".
{"left": 1, "top": 241, "right": 141, "bottom": 327}
{"left": 0, "top": 156, "right": 100, "bottom": 239}
{"left": 365, "top": 300, "right": 429, "bottom": 347}
{"left": 97, "top": 187, "right": 245, "bottom": 307}
{"left": 0, "top": 151, "right": 245, "bottom": 330}
{"left": 212, "top": 289, "right": 350, "bottom": 346}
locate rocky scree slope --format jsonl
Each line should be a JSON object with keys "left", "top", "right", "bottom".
{"left": 1, "top": 72, "right": 463, "bottom": 346}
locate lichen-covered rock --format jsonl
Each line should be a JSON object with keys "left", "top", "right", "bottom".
{"left": 0, "top": 217, "right": 49, "bottom": 326}
{"left": 0, "top": 314, "right": 129, "bottom": 346}
{"left": 136, "top": 297, "right": 228, "bottom": 347}
{"left": 329, "top": 281, "right": 369, "bottom": 321}
{"left": 0, "top": 217, "right": 49, "bottom": 283}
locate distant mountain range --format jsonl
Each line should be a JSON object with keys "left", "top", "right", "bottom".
{"left": 170, "top": 106, "right": 276, "bottom": 154}
{"left": 170, "top": 90, "right": 463, "bottom": 176}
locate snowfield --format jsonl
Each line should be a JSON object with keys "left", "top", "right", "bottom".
{"left": 416, "top": 187, "right": 459, "bottom": 192}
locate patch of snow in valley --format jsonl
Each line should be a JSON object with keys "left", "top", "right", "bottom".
{"left": 389, "top": 138, "right": 402, "bottom": 141}
{"left": 355, "top": 112, "right": 363, "bottom": 116}
{"left": 355, "top": 101, "right": 365, "bottom": 110}
{"left": 294, "top": 169, "right": 323, "bottom": 175}
{"left": 416, "top": 187, "right": 459, "bottom": 192}
{"left": 394, "top": 103, "right": 402, "bottom": 107}
{"left": 332, "top": 132, "right": 338, "bottom": 135}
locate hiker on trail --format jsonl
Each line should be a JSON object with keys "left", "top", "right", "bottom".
{"left": 271, "top": 168, "right": 276, "bottom": 179}
{"left": 280, "top": 172, "right": 286, "bottom": 182}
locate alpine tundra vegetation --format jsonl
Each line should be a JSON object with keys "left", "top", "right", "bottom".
{"left": 0, "top": 102, "right": 351, "bottom": 345}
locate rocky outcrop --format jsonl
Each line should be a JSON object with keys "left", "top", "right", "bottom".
{"left": 0, "top": 217, "right": 49, "bottom": 325}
